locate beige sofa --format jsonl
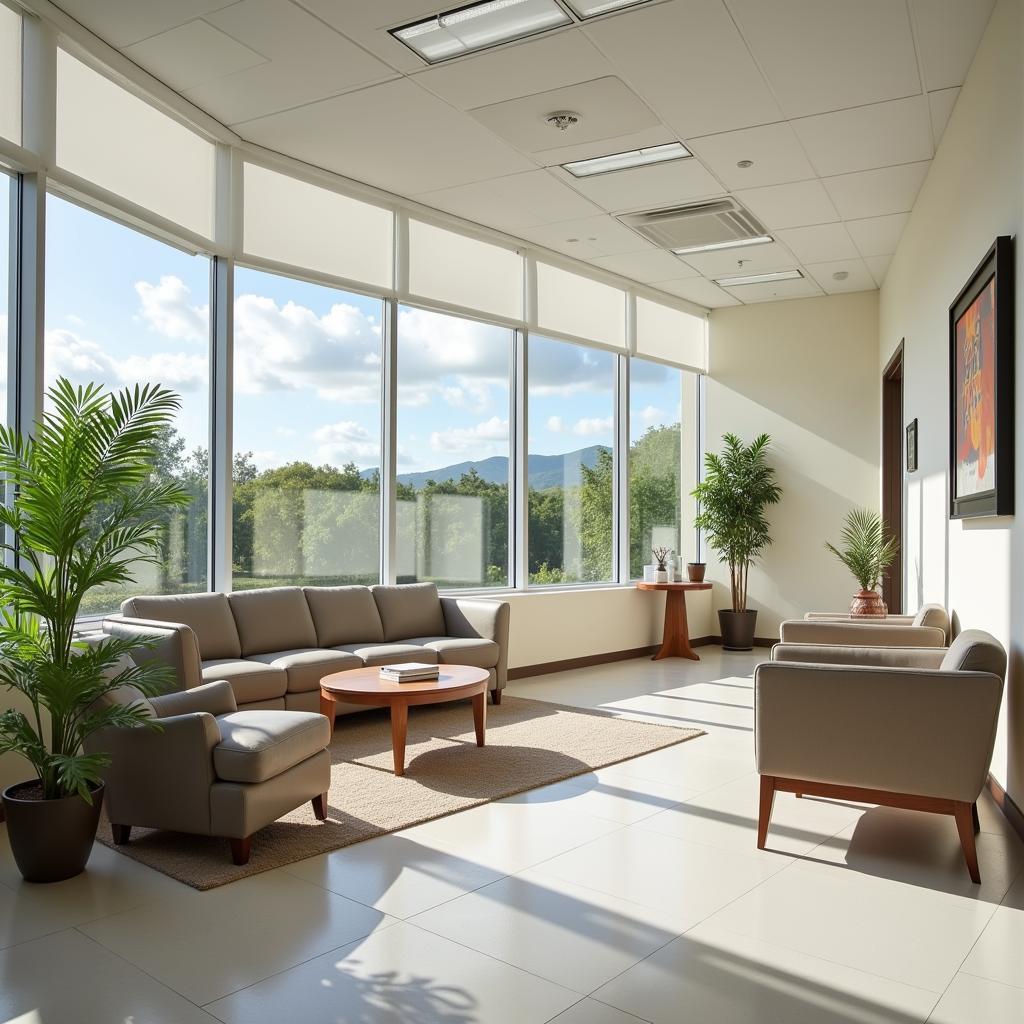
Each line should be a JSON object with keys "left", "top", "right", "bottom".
{"left": 777, "top": 603, "right": 950, "bottom": 648}
{"left": 104, "top": 583, "right": 510, "bottom": 717}
{"left": 755, "top": 630, "right": 1006, "bottom": 882}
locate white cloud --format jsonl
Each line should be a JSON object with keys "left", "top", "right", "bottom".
{"left": 637, "top": 404, "right": 665, "bottom": 426}
{"left": 312, "top": 420, "right": 379, "bottom": 464}
{"left": 571, "top": 416, "right": 613, "bottom": 437}
{"left": 135, "top": 276, "right": 208, "bottom": 343}
{"left": 546, "top": 415, "right": 564, "bottom": 433}
{"left": 430, "top": 416, "right": 508, "bottom": 454}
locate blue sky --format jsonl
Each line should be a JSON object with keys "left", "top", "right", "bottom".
{"left": 41, "top": 195, "right": 682, "bottom": 475}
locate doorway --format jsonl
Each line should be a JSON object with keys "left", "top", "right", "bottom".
{"left": 881, "top": 342, "right": 904, "bottom": 614}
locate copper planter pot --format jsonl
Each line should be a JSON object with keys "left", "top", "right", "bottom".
{"left": 849, "top": 590, "right": 887, "bottom": 618}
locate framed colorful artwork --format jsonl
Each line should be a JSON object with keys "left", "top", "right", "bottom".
{"left": 906, "top": 418, "right": 918, "bottom": 473}
{"left": 948, "top": 236, "right": 1014, "bottom": 519}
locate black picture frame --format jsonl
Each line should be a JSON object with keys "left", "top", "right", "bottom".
{"left": 948, "top": 236, "right": 1015, "bottom": 519}
{"left": 906, "top": 418, "right": 917, "bottom": 473}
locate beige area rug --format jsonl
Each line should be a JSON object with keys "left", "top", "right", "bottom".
{"left": 96, "top": 695, "right": 703, "bottom": 889}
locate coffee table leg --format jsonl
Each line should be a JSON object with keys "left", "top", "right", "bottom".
{"left": 391, "top": 701, "right": 409, "bottom": 776}
{"left": 473, "top": 690, "right": 486, "bottom": 747}
{"left": 319, "top": 691, "right": 335, "bottom": 734}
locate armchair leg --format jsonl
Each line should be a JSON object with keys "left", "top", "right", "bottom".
{"left": 490, "top": 688, "right": 502, "bottom": 706}
{"left": 312, "top": 792, "right": 328, "bottom": 820}
{"left": 972, "top": 802, "right": 981, "bottom": 834}
{"left": 111, "top": 824, "right": 131, "bottom": 845}
{"left": 229, "top": 836, "right": 252, "bottom": 866}
{"left": 757, "top": 775, "right": 776, "bottom": 850}
{"left": 953, "top": 802, "right": 981, "bottom": 883}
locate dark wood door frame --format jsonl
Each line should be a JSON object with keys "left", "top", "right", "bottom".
{"left": 882, "top": 341, "right": 904, "bottom": 614}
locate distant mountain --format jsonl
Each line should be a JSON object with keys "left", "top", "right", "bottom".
{"left": 360, "top": 445, "right": 608, "bottom": 490}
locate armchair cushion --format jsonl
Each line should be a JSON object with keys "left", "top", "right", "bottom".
{"left": 372, "top": 583, "right": 445, "bottom": 641}
{"left": 213, "top": 710, "right": 331, "bottom": 785}
{"left": 123, "top": 593, "right": 241, "bottom": 661}
{"left": 248, "top": 648, "right": 362, "bottom": 693}
{"left": 771, "top": 643, "right": 946, "bottom": 669}
{"left": 304, "top": 586, "right": 385, "bottom": 647}
{"left": 201, "top": 659, "right": 288, "bottom": 703}
{"left": 941, "top": 629, "right": 1007, "bottom": 676}
{"left": 228, "top": 587, "right": 317, "bottom": 656}
{"left": 405, "top": 636, "right": 499, "bottom": 669}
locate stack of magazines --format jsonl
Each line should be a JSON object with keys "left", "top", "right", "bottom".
{"left": 379, "top": 662, "right": 440, "bottom": 683}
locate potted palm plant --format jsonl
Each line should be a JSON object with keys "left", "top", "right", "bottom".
{"left": 693, "top": 433, "right": 781, "bottom": 650}
{"left": 826, "top": 507, "right": 899, "bottom": 617}
{"left": 0, "top": 379, "right": 189, "bottom": 882}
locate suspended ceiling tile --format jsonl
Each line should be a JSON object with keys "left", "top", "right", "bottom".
{"left": 805, "top": 258, "right": 876, "bottom": 294}
{"left": 588, "top": 249, "right": 701, "bottom": 284}
{"left": 583, "top": 0, "right": 782, "bottom": 139}
{"left": 910, "top": 0, "right": 996, "bottom": 91}
{"left": 414, "top": 170, "right": 602, "bottom": 232}
{"left": 929, "top": 88, "right": 960, "bottom": 145}
{"left": 775, "top": 223, "right": 859, "bottom": 263}
{"left": 726, "top": 0, "right": 920, "bottom": 118}
{"left": 680, "top": 241, "right": 799, "bottom": 278}
{"left": 555, "top": 158, "right": 724, "bottom": 214}
{"left": 822, "top": 161, "right": 931, "bottom": 220}
{"left": 237, "top": 78, "right": 536, "bottom": 195}
{"left": 865, "top": 254, "right": 893, "bottom": 287}
{"left": 124, "top": 20, "right": 267, "bottom": 93}
{"left": 846, "top": 213, "right": 910, "bottom": 257}
{"left": 793, "top": 95, "right": 933, "bottom": 177}
{"left": 733, "top": 179, "right": 840, "bottom": 230}
{"left": 520, "top": 213, "right": 654, "bottom": 259}
{"left": 686, "top": 122, "right": 816, "bottom": 190}
{"left": 469, "top": 77, "right": 661, "bottom": 154}
{"left": 656, "top": 277, "right": 741, "bottom": 308}
{"left": 721, "top": 274, "right": 824, "bottom": 303}
{"left": 53, "top": 0, "right": 237, "bottom": 48}
{"left": 414, "top": 29, "right": 613, "bottom": 110}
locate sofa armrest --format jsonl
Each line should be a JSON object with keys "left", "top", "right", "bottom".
{"left": 771, "top": 643, "right": 947, "bottom": 669}
{"left": 778, "top": 619, "right": 946, "bottom": 648}
{"left": 103, "top": 615, "right": 203, "bottom": 690}
{"left": 754, "top": 662, "right": 1003, "bottom": 802}
{"left": 151, "top": 680, "right": 237, "bottom": 718}
{"left": 440, "top": 597, "right": 510, "bottom": 691}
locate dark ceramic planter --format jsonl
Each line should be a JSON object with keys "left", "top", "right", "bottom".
{"left": 719, "top": 609, "right": 758, "bottom": 651}
{"left": 2, "top": 780, "right": 104, "bottom": 883}
{"left": 686, "top": 562, "right": 706, "bottom": 583}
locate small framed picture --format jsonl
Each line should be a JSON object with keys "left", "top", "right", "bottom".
{"left": 906, "top": 418, "right": 918, "bottom": 473}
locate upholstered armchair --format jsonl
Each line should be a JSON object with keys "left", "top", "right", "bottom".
{"left": 777, "top": 603, "right": 950, "bottom": 648}
{"left": 755, "top": 630, "right": 1006, "bottom": 882}
{"left": 86, "top": 679, "right": 331, "bottom": 865}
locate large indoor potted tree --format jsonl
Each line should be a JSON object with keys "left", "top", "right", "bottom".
{"left": 693, "top": 433, "right": 781, "bottom": 651}
{"left": 0, "top": 379, "right": 189, "bottom": 883}
{"left": 826, "top": 507, "right": 899, "bottom": 617}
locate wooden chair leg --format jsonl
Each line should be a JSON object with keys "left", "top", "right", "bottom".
{"left": 972, "top": 801, "right": 980, "bottom": 834}
{"left": 111, "top": 824, "right": 131, "bottom": 845}
{"left": 311, "top": 792, "right": 328, "bottom": 821}
{"left": 490, "top": 688, "right": 502, "bottom": 706}
{"left": 953, "top": 802, "right": 981, "bottom": 883}
{"left": 757, "top": 775, "right": 775, "bottom": 850}
{"left": 229, "top": 836, "right": 252, "bottom": 866}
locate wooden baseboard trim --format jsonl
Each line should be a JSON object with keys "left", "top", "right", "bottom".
{"left": 986, "top": 773, "right": 1024, "bottom": 843}
{"left": 509, "top": 638, "right": 719, "bottom": 680}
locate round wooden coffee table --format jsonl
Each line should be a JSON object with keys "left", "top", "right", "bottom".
{"left": 320, "top": 664, "right": 490, "bottom": 777}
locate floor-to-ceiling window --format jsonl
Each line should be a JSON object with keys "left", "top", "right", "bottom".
{"left": 1, "top": 173, "right": 10, "bottom": 420}
{"left": 44, "top": 194, "right": 210, "bottom": 614}
{"left": 527, "top": 335, "right": 616, "bottom": 584}
{"left": 232, "top": 267, "right": 383, "bottom": 590}
{"left": 396, "top": 305, "right": 512, "bottom": 588}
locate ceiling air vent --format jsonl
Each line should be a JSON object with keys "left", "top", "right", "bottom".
{"left": 618, "top": 199, "right": 767, "bottom": 251}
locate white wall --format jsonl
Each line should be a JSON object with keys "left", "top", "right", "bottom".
{"left": 879, "top": 0, "right": 1022, "bottom": 806}
{"left": 707, "top": 291, "right": 881, "bottom": 638}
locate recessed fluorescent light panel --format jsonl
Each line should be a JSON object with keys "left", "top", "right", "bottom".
{"left": 716, "top": 269, "right": 804, "bottom": 287}
{"left": 392, "top": 0, "right": 572, "bottom": 63}
{"left": 566, "top": 0, "right": 654, "bottom": 16}
{"left": 563, "top": 142, "right": 691, "bottom": 178}
{"left": 672, "top": 234, "right": 773, "bottom": 256}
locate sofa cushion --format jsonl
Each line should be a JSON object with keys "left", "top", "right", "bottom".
{"left": 228, "top": 587, "right": 318, "bottom": 656}
{"left": 303, "top": 586, "right": 385, "bottom": 647}
{"left": 124, "top": 593, "right": 241, "bottom": 661}
{"left": 248, "top": 648, "right": 362, "bottom": 693}
{"left": 371, "top": 583, "right": 446, "bottom": 641}
{"left": 940, "top": 629, "right": 1006, "bottom": 678}
{"left": 213, "top": 710, "right": 330, "bottom": 784}
{"left": 334, "top": 642, "right": 439, "bottom": 668}
{"left": 405, "top": 636, "right": 499, "bottom": 670}
{"left": 202, "top": 659, "right": 288, "bottom": 704}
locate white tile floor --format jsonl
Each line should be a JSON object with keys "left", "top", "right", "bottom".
{"left": 2, "top": 647, "right": 1023, "bottom": 1023}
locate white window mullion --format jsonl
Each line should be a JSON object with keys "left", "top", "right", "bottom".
{"left": 381, "top": 298, "right": 398, "bottom": 585}
{"left": 614, "top": 352, "right": 630, "bottom": 583}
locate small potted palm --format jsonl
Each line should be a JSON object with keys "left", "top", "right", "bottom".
{"left": 693, "top": 433, "right": 781, "bottom": 650}
{"left": 0, "top": 379, "right": 188, "bottom": 882}
{"left": 826, "top": 508, "right": 899, "bottom": 617}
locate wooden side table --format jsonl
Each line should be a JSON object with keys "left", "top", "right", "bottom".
{"left": 635, "top": 581, "right": 713, "bottom": 661}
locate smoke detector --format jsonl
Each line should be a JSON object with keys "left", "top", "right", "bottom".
{"left": 545, "top": 110, "right": 581, "bottom": 132}
{"left": 832, "top": 270, "right": 849, "bottom": 281}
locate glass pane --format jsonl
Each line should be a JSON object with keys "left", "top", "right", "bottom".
{"left": 535, "top": 262, "right": 626, "bottom": 348}
{"left": 0, "top": 4, "right": 20, "bottom": 144}
{"left": 1, "top": 173, "right": 9, "bottom": 417}
{"left": 629, "top": 358, "right": 682, "bottom": 578}
{"left": 396, "top": 305, "right": 511, "bottom": 588}
{"left": 243, "top": 164, "right": 393, "bottom": 290}
{"left": 528, "top": 335, "right": 615, "bottom": 584}
{"left": 44, "top": 194, "right": 210, "bottom": 615}
{"left": 56, "top": 50, "right": 215, "bottom": 237}
{"left": 408, "top": 219, "right": 522, "bottom": 320}
{"left": 636, "top": 296, "right": 706, "bottom": 370}
{"left": 232, "top": 267, "right": 383, "bottom": 589}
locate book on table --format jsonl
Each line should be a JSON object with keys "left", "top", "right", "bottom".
{"left": 379, "top": 662, "right": 439, "bottom": 682}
